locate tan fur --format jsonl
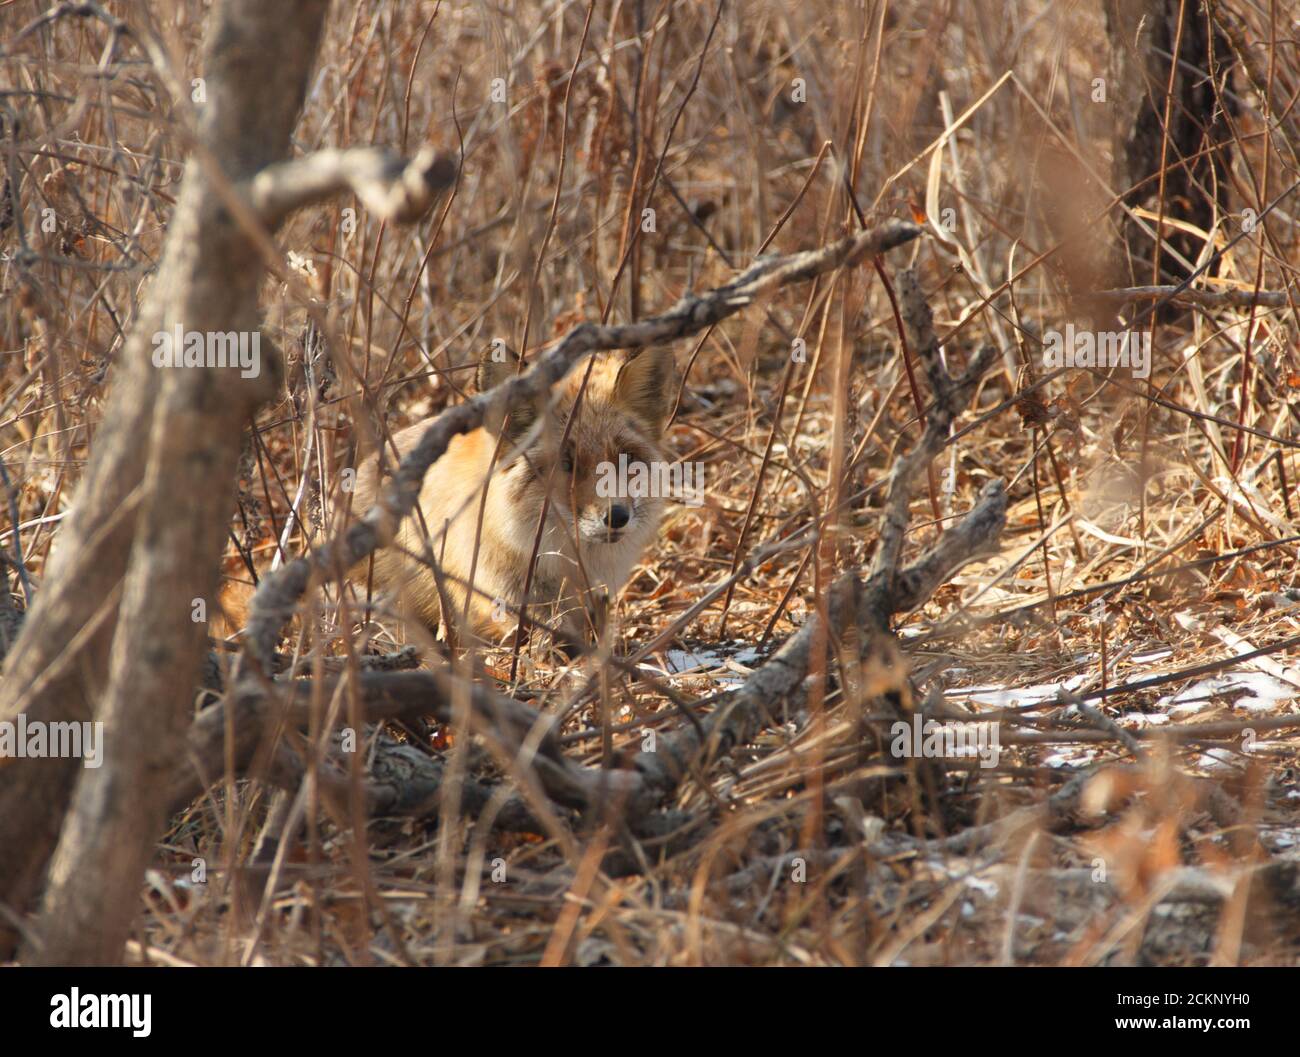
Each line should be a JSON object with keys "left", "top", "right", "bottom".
{"left": 352, "top": 349, "right": 672, "bottom": 644}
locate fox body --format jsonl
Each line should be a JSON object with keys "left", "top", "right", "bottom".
{"left": 353, "top": 347, "right": 673, "bottom": 644}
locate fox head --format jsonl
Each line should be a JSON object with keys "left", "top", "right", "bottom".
{"left": 476, "top": 346, "right": 673, "bottom": 554}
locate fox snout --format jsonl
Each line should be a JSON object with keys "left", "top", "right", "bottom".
{"left": 523, "top": 456, "right": 662, "bottom": 548}
{"left": 576, "top": 497, "right": 639, "bottom": 544}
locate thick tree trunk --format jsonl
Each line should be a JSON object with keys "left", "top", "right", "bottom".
{"left": 1104, "top": 0, "right": 1234, "bottom": 286}
{"left": 0, "top": 0, "right": 330, "bottom": 963}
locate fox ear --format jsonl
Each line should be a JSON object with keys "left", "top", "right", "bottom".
{"left": 477, "top": 344, "right": 535, "bottom": 444}
{"left": 614, "top": 348, "right": 674, "bottom": 434}
{"left": 476, "top": 342, "right": 521, "bottom": 394}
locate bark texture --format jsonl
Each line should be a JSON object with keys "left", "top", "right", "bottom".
{"left": 1104, "top": 0, "right": 1234, "bottom": 286}
{"left": 1, "top": 0, "right": 331, "bottom": 964}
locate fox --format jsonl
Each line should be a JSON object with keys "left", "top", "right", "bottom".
{"left": 351, "top": 346, "right": 674, "bottom": 648}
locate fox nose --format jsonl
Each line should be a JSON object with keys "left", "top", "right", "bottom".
{"left": 604, "top": 503, "right": 630, "bottom": 530}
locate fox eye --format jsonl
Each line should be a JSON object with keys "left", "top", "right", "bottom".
{"left": 559, "top": 448, "right": 574, "bottom": 474}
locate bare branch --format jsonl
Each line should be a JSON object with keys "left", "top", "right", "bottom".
{"left": 892, "top": 479, "right": 1008, "bottom": 614}
{"left": 247, "top": 146, "right": 457, "bottom": 227}
{"left": 1091, "top": 284, "right": 1292, "bottom": 310}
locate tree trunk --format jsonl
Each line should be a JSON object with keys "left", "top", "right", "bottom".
{"left": 1104, "top": 0, "right": 1234, "bottom": 287}
{"left": 0, "top": 0, "right": 330, "bottom": 964}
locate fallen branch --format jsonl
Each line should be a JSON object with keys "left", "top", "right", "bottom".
{"left": 629, "top": 267, "right": 1004, "bottom": 814}
{"left": 994, "top": 712, "right": 1300, "bottom": 746}
{"left": 171, "top": 669, "right": 642, "bottom": 818}
{"left": 1092, "top": 284, "right": 1292, "bottom": 310}
{"left": 265, "top": 734, "right": 544, "bottom": 833}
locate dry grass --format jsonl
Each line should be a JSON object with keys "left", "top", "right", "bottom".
{"left": 3, "top": 0, "right": 1300, "bottom": 966}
